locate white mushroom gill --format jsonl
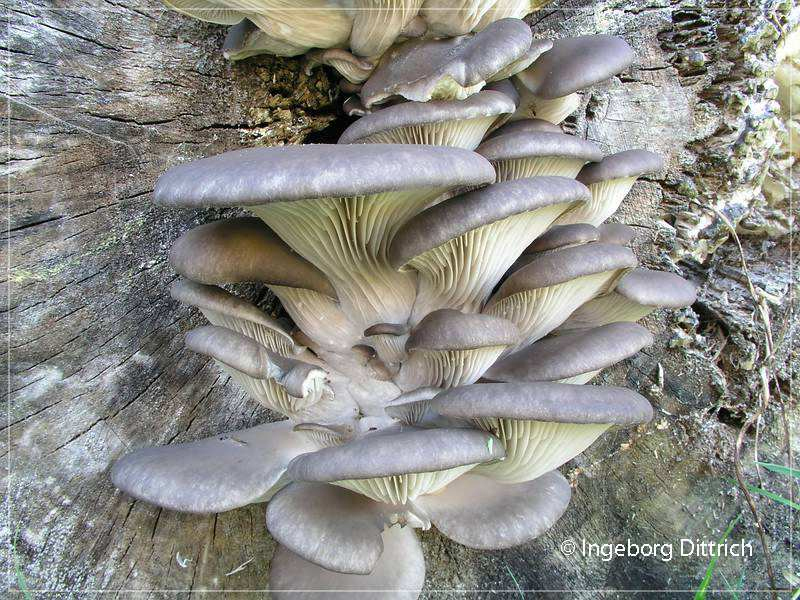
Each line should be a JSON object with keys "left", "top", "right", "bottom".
{"left": 397, "top": 345, "right": 508, "bottom": 390}
{"left": 472, "top": 418, "right": 610, "bottom": 483}
{"left": 493, "top": 155, "right": 588, "bottom": 181}
{"left": 559, "top": 291, "right": 653, "bottom": 330}
{"left": 554, "top": 176, "right": 638, "bottom": 226}
{"left": 252, "top": 189, "right": 443, "bottom": 329}
{"left": 353, "top": 116, "right": 500, "bottom": 148}
{"left": 513, "top": 89, "right": 582, "bottom": 124}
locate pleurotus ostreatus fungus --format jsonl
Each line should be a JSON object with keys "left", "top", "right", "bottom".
{"left": 113, "top": 16, "right": 694, "bottom": 598}
{"left": 514, "top": 34, "right": 635, "bottom": 123}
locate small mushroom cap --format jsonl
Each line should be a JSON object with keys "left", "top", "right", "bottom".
{"left": 598, "top": 222, "right": 636, "bottom": 245}
{"left": 406, "top": 309, "right": 519, "bottom": 351}
{"left": 487, "top": 118, "right": 562, "bottom": 139}
{"left": 269, "top": 525, "right": 424, "bottom": 600}
{"left": 169, "top": 217, "right": 336, "bottom": 297}
{"left": 484, "top": 78, "right": 520, "bottom": 107}
{"left": 525, "top": 223, "right": 600, "bottom": 253}
{"left": 154, "top": 144, "right": 496, "bottom": 207}
{"left": 416, "top": 471, "right": 570, "bottom": 549}
{"left": 518, "top": 35, "right": 635, "bottom": 98}
{"left": 484, "top": 322, "right": 653, "bottom": 382}
{"left": 110, "top": 420, "right": 315, "bottom": 513}
{"left": 170, "top": 279, "right": 292, "bottom": 338}
{"left": 185, "top": 324, "right": 274, "bottom": 379}
{"left": 360, "top": 19, "right": 533, "bottom": 107}
{"left": 616, "top": 268, "right": 697, "bottom": 308}
{"left": 287, "top": 427, "right": 505, "bottom": 482}
{"left": 493, "top": 242, "right": 637, "bottom": 298}
{"left": 577, "top": 149, "right": 664, "bottom": 186}
{"left": 390, "top": 177, "right": 590, "bottom": 269}
{"left": 338, "top": 91, "right": 515, "bottom": 144}
{"left": 363, "top": 322, "right": 409, "bottom": 337}
{"left": 266, "top": 482, "right": 386, "bottom": 575}
{"left": 476, "top": 130, "right": 602, "bottom": 164}
{"left": 432, "top": 381, "right": 653, "bottom": 424}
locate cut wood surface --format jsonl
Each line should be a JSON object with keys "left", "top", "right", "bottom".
{"left": 3, "top": 0, "right": 796, "bottom": 596}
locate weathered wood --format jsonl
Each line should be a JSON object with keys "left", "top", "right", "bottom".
{"left": 3, "top": 0, "right": 796, "bottom": 596}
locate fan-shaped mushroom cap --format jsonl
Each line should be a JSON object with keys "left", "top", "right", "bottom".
{"left": 421, "top": 0, "right": 540, "bottom": 36}
{"left": 171, "top": 279, "right": 297, "bottom": 355}
{"left": 349, "top": 0, "right": 424, "bottom": 58}
{"left": 484, "top": 321, "right": 653, "bottom": 384}
{"left": 486, "top": 117, "right": 562, "bottom": 139}
{"left": 363, "top": 323, "right": 410, "bottom": 365}
{"left": 488, "top": 38, "right": 553, "bottom": 82}
{"left": 338, "top": 91, "right": 514, "bottom": 148}
{"left": 510, "top": 81, "right": 581, "bottom": 124}
{"left": 244, "top": 4, "right": 353, "bottom": 56}
{"left": 476, "top": 130, "right": 602, "bottom": 181}
{"left": 390, "top": 177, "right": 590, "bottom": 320}
{"left": 556, "top": 149, "right": 664, "bottom": 226}
{"left": 110, "top": 420, "right": 316, "bottom": 513}
{"left": 416, "top": 471, "right": 570, "bottom": 549}
{"left": 222, "top": 18, "right": 307, "bottom": 60}
{"left": 527, "top": 223, "right": 600, "bottom": 253}
{"left": 598, "top": 222, "right": 637, "bottom": 245}
{"left": 360, "top": 19, "right": 533, "bottom": 107}
{"left": 484, "top": 78, "right": 520, "bottom": 107}
{"left": 384, "top": 387, "right": 442, "bottom": 425}
{"left": 432, "top": 381, "right": 653, "bottom": 482}
{"left": 306, "top": 48, "right": 375, "bottom": 84}
{"left": 269, "top": 525, "right": 424, "bottom": 600}
{"left": 287, "top": 426, "right": 504, "bottom": 504}
{"left": 156, "top": 144, "right": 495, "bottom": 329}
{"left": 169, "top": 217, "right": 335, "bottom": 298}
{"left": 516, "top": 35, "right": 635, "bottom": 99}
{"left": 560, "top": 268, "right": 697, "bottom": 330}
{"left": 342, "top": 95, "right": 371, "bottom": 117}
{"left": 266, "top": 482, "right": 387, "bottom": 574}
{"left": 484, "top": 243, "right": 637, "bottom": 350}
{"left": 397, "top": 309, "right": 519, "bottom": 390}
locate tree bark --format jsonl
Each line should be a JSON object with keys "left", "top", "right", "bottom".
{"left": 3, "top": 0, "right": 796, "bottom": 596}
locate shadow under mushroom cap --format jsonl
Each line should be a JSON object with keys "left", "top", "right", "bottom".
{"left": 153, "top": 144, "right": 496, "bottom": 207}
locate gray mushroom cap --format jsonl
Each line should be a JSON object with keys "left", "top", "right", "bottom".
{"left": 389, "top": 177, "right": 590, "bottom": 269}
{"left": 598, "top": 222, "right": 636, "bottom": 245}
{"left": 360, "top": 19, "right": 533, "bottom": 107}
{"left": 432, "top": 381, "right": 654, "bottom": 424}
{"left": 185, "top": 324, "right": 274, "bottom": 380}
{"left": 269, "top": 525, "right": 424, "bottom": 600}
{"left": 154, "top": 144, "right": 496, "bottom": 207}
{"left": 110, "top": 420, "right": 315, "bottom": 513}
{"left": 484, "top": 322, "right": 653, "bottom": 382}
{"left": 492, "top": 242, "right": 637, "bottom": 299}
{"left": 525, "top": 223, "right": 600, "bottom": 253}
{"left": 169, "top": 217, "right": 336, "bottom": 297}
{"left": 287, "top": 427, "right": 505, "bottom": 482}
{"left": 338, "top": 91, "right": 515, "bottom": 144}
{"left": 363, "top": 322, "right": 409, "bottom": 337}
{"left": 486, "top": 117, "right": 562, "bottom": 139}
{"left": 518, "top": 35, "right": 635, "bottom": 98}
{"left": 484, "top": 79, "right": 520, "bottom": 107}
{"left": 616, "top": 268, "right": 697, "bottom": 308}
{"left": 476, "top": 130, "right": 602, "bottom": 163}
{"left": 406, "top": 309, "right": 519, "bottom": 351}
{"left": 577, "top": 149, "right": 664, "bottom": 186}
{"left": 416, "top": 471, "right": 571, "bottom": 550}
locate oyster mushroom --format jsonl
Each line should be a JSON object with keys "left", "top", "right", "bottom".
{"left": 483, "top": 242, "right": 637, "bottom": 350}
{"left": 285, "top": 426, "right": 505, "bottom": 505}
{"left": 169, "top": 217, "right": 359, "bottom": 352}
{"left": 431, "top": 381, "right": 653, "bottom": 482}
{"left": 110, "top": 420, "right": 316, "bottom": 512}
{"left": 338, "top": 90, "right": 515, "bottom": 148}
{"left": 349, "top": 0, "right": 425, "bottom": 58}
{"left": 269, "top": 522, "right": 424, "bottom": 600}
{"left": 363, "top": 322, "right": 410, "bottom": 366}
{"left": 421, "top": 0, "right": 543, "bottom": 36}
{"left": 598, "top": 222, "right": 637, "bottom": 245}
{"left": 486, "top": 116, "right": 562, "bottom": 139}
{"left": 555, "top": 149, "right": 664, "bottom": 226}
{"left": 515, "top": 35, "right": 635, "bottom": 123}
{"left": 476, "top": 129, "right": 602, "bottom": 181}
{"left": 559, "top": 268, "right": 697, "bottom": 330}
{"left": 360, "top": 18, "right": 533, "bottom": 106}
{"left": 396, "top": 309, "right": 519, "bottom": 390}
{"left": 507, "top": 222, "right": 600, "bottom": 274}
{"left": 222, "top": 18, "right": 307, "bottom": 60}
{"left": 389, "top": 177, "right": 590, "bottom": 321}
{"left": 155, "top": 144, "right": 495, "bottom": 330}
{"left": 415, "top": 471, "right": 570, "bottom": 549}
{"left": 484, "top": 321, "right": 654, "bottom": 384}
{"left": 305, "top": 48, "right": 376, "bottom": 84}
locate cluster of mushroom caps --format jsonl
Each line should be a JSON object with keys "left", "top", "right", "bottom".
{"left": 112, "top": 21, "right": 697, "bottom": 599}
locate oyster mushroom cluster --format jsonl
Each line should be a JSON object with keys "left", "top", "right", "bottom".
{"left": 112, "top": 21, "right": 697, "bottom": 599}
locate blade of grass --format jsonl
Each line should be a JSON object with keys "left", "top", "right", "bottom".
{"left": 12, "top": 533, "right": 32, "bottom": 600}
{"left": 756, "top": 461, "right": 800, "bottom": 480}
{"left": 695, "top": 514, "right": 742, "bottom": 600}
{"left": 744, "top": 484, "right": 800, "bottom": 511}
{"left": 505, "top": 564, "right": 524, "bottom": 599}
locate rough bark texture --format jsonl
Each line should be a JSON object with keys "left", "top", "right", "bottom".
{"left": 3, "top": 0, "right": 797, "bottom": 597}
